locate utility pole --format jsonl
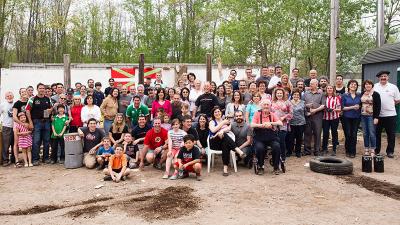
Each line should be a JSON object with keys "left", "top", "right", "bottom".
{"left": 377, "top": 0, "right": 385, "bottom": 47}
{"left": 329, "top": 0, "right": 339, "bottom": 85}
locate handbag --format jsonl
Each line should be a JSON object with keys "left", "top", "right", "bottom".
{"left": 254, "top": 110, "right": 279, "bottom": 142}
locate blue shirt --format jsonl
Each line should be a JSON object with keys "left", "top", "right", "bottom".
{"left": 246, "top": 103, "right": 261, "bottom": 124}
{"left": 341, "top": 92, "right": 361, "bottom": 118}
{"left": 97, "top": 146, "right": 115, "bottom": 155}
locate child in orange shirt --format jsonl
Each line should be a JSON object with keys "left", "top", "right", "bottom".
{"left": 103, "top": 144, "right": 130, "bottom": 182}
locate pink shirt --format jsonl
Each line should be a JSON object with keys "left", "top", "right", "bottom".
{"left": 151, "top": 100, "right": 172, "bottom": 117}
{"left": 271, "top": 100, "right": 293, "bottom": 131}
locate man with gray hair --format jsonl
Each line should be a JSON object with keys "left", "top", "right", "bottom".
{"left": 1, "top": 91, "right": 14, "bottom": 166}
{"left": 304, "top": 69, "right": 318, "bottom": 90}
{"left": 135, "top": 84, "right": 148, "bottom": 105}
{"left": 302, "top": 79, "right": 325, "bottom": 156}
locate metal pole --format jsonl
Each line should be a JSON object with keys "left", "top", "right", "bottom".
{"left": 206, "top": 53, "right": 212, "bottom": 82}
{"left": 377, "top": 0, "right": 385, "bottom": 47}
{"left": 329, "top": 0, "right": 338, "bottom": 85}
{"left": 63, "top": 54, "right": 71, "bottom": 88}
{"left": 139, "top": 53, "right": 144, "bottom": 84}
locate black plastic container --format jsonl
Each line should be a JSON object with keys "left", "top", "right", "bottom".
{"left": 374, "top": 155, "right": 384, "bottom": 173}
{"left": 362, "top": 155, "right": 373, "bottom": 173}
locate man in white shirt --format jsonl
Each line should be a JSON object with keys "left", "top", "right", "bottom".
{"left": 267, "top": 65, "right": 283, "bottom": 92}
{"left": 1, "top": 91, "right": 15, "bottom": 165}
{"left": 374, "top": 71, "right": 400, "bottom": 158}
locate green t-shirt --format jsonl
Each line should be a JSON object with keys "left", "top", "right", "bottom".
{"left": 126, "top": 104, "right": 149, "bottom": 125}
{"left": 51, "top": 114, "right": 69, "bottom": 138}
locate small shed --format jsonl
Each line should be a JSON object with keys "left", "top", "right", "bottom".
{"left": 361, "top": 43, "right": 400, "bottom": 133}
{"left": 361, "top": 43, "right": 400, "bottom": 84}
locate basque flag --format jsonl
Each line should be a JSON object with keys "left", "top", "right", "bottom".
{"left": 111, "top": 67, "right": 135, "bottom": 87}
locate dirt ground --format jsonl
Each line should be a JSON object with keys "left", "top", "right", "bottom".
{"left": 1, "top": 135, "right": 400, "bottom": 225}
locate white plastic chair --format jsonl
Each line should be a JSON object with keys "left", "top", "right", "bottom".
{"left": 206, "top": 136, "right": 237, "bottom": 173}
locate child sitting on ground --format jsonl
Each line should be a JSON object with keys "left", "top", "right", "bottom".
{"left": 15, "top": 112, "right": 32, "bottom": 167}
{"left": 122, "top": 133, "right": 139, "bottom": 169}
{"left": 51, "top": 104, "right": 69, "bottom": 164}
{"left": 104, "top": 144, "right": 130, "bottom": 182}
{"left": 164, "top": 119, "right": 186, "bottom": 180}
{"left": 173, "top": 134, "right": 202, "bottom": 181}
{"left": 96, "top": 137, "right": 114, "bottom": 170}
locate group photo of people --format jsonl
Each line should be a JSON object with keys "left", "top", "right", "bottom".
{"left": 1, "top": 66, "right": 399, "bottom": 181}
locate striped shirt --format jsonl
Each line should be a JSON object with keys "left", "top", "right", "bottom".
{"left": 168, "top": 129, "right": 187, "bottom": 150}
{"left": 323, "top": 96, "right": 341, "bottom": 120}
{"left": 16, "top": 123, "right": 32, "bottom": 148}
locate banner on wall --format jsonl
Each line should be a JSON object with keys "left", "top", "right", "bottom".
{"left": 144, "top": 67, "right": 161, "bottom": 79}
{"left": 111, "top": 67, "right": 135, "bottom": 87}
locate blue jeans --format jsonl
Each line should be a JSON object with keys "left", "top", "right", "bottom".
{"left": 103, "top": 119, "right": 113, "bottom": 136}
{"left": 361, "top": 115, "right": 376, "bottom": 149}
{"left": 32, "top": 119, "right": 51, "bottom": 162}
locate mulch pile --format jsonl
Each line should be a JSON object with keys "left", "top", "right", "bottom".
{"left": 340, "top": 175, "right": 400, "bottom": 201}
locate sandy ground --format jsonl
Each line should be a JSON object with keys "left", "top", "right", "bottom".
{"left": 0, "top": 135, "right": 400, "bottom": 225}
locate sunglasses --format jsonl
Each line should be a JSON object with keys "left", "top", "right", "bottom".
{"left": 60, "top": 98, "right": 66, "bottom": 100}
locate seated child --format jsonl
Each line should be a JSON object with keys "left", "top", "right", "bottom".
{"left": 96, "top": 137, "right": 114, "bottom": 170}
{"left": 173, "top": 134, "right": 202, "bottom": 181}
{"left": 122, "top": 133, "right": 139, "bottom": 169}
{"left": 103, "top": 144, "right": 130, "bottom": 182}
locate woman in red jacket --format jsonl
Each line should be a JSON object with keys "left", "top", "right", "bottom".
{"left": 69, "top": 95, "right": 84, "bottom": 133}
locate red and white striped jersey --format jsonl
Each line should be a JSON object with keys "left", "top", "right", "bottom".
{"left": 323, "top": 96, "right": 341, "bottom": 120}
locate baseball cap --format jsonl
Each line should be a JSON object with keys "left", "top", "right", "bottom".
{"left": 67, "top": 88, "right": 74, "bottom": 94}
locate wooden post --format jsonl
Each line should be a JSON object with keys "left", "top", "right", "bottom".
{"left": 63, "top": 54, "right": 71, "bottom": 88}
{"left": 329, "top": 0, "right": 338, "bottom": 85}
{"left": 206, "top": 53, "right": 212, "bottom": 82}
{"left": 139, "top": 53, "right": 144, "bottom": 84}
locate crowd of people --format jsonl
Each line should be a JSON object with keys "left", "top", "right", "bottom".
{"left": 1, "top": 66, "right": 399, "bottom": 181}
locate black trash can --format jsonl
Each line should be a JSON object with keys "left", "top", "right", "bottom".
{"left": 374, "top": 155, "right": 384, "bottom": 173}
{"left": 362, "top": 155, "right": 372, "bottom": 173}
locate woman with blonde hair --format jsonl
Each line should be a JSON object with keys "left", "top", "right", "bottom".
{"left": 280, "top": 74, "right": 293, "bottom": 94}
{"left": 69, "top": 95, "right": 84, "bottom": 133}
{"left": 109, "top": 113, "right": 128, "bottom": 147}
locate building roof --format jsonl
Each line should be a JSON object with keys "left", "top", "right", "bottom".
{"left": 361, "top": 42, "right": 400, "bottom": 64}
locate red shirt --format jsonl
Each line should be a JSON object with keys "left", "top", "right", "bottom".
{"left": 143, "top": 127, "right": 168, "bottom": 150}
{"left": 70, "top": 105, "right": 83, "bottom": 127}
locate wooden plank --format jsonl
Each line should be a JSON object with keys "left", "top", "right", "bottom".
{"left": 206, "top": 53, "right": 212, "bottom": 82}
{"left": 63, "top": 54, "right": 71, "bottom": 88}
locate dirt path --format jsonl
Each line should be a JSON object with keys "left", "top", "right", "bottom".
{"left": 1, "top": 138, "right": 400, "bottom": 225}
